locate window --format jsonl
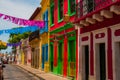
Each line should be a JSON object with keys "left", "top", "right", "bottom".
{"left": 43, "top": 13, "right": 45, "bottom": 30}
{"left": 68, "top": 0, "right": 76, "bottom": 15}
{"left": 58, "top": 0, "right": 63, "bottom": 21}
{"left": 44, "top": 11, "right": 48, "bottom": 32}
{"left": 45, "top": 45, "right": 48, "bottom": 61}
{"left": 50, "top": 3, "right": 54, "bottom": 26}
{"left": 46, "top": 11, "right": 48, "bottom": 31}
{"left": 87, "top": 0, "right": 94, "bottom": 12}
{"left": 83, "top": 0, "right": 94, "bottom": 15}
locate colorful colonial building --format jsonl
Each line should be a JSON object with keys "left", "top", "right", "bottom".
{"left": 20, "top": 38, "right": 31, "bottom": 65}
{"left": 29, "top": 7, "right": 41, "bottom": 69}
{"left": 22, "top": 38, "right": 31, "bottom": 66}
{"left": 40, "top": 0, "right": 49, "bottom": 72}
{"left": 74, "top": 0, "right": 120, "bottom": 80}
{"left": 50, "top": 0, "right": 78, "bottom": 79}
{"left": 16, "top": 45, "right": 21, "bottom": 64}
{"left": 29, "top": 4, "right": 49, "bottom": 71}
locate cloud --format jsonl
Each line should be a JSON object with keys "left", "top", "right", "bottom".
{"left": 0, "top": 0, "right": 40, "bottom": 19}
{"left": 0, "top": 0, "right": 41, "bottom": 53}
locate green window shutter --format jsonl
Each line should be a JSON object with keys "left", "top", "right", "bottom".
{"left": 50, "top": 3, "right": 54, "bottom": 26}
{"left": 50, "top": 43, "right": 53, "bottom": 61}
{"left": 69, "top": 40, "right": 75, "bottom": 62}
{"left": 58, "top": 42, "right": 63, "bottom": 61}
{"left": 68, "top": 0, "right": 76, "bottom": 16}
{"left": 58, "top": 0, "right": 63, "bottom": 22}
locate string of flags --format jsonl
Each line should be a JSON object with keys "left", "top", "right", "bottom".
{"left": 7, "top": 42, "right": 22, "bottom": 47}
{"left": 0, "top": 41, "right": 22, "bottom": 47}
{"left": 0, "top": 13, "right": 43, "bottom": 47}
{"left": 0, "top": 13, "right": 45, "bottom": 28}
{"left": 0, "top": 26, "right": 39, "bottom": 35}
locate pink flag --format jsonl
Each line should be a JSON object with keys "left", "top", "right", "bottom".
{"left": 0, "top": 13, "right": 45, "bottom": 28}
{"left": 19, "top": 19, "right": 24, "bottom": 25}
{"left": 3, "top": 15, "right": 11, "bottom": 21}
{"left": 14, "top": 18, "right": 19, "bottom": 24}
{"left": 0, "top": 14, "right": 3, "bottom": 18}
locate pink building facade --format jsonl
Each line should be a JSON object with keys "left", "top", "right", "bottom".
{"left": 21, "top": 38, "right": 31, "bottom": 66}
{"left": 16, "top": 45, "right": 21, "bottom": 64}
{"left": 74, "top": 0, "right": 120, "bottom": 80}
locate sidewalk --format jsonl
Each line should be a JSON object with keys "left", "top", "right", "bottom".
{"left": 16, "top": 64, "right": 72, "bottom": 80}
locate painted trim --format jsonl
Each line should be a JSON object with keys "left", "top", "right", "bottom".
{"left": 93, "top": 28, "right": 108, "bottom": 80}
{"left": 58, "top": 0, "right": 64, "bottom": 22}
{"left": 95, "top": 33, "right": 105, "bottom": 39}
{"left": 110, "top": 24, "right": 120, "bottom": 80}
{"left": 68, "top": 35, "right": 76, "bottom": 78}
{"left": 107, "top": 28, "right": 113, "bottom": 80}
{"left": 90, "top": 32, "right": 94, "bottom": 75}
{"left": 81, "top": 36, "right": 89, "bottom": 41}
{"left": 67, "top": 30, "right": 76, "bottom": 36}
{"left": 63, "top": 36, "right": 68, "bottom": 77}
{"left": 50, "top": 3, "right": 54, "bottom": 26}
{"left": 58, "top": 19, "right": 63, "bottom": 23}
{"left": 50, "top": 23, "right": 73, "bottom": 34}
{"left": 114, "top": 29, "right": 120, "bottom": 36}
{"left": 68, "top": 0, "right": 76, "bottom": 16}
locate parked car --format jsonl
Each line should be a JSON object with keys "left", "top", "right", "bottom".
{"left": 0, "top": 58, "right": 5, "bottom": 80}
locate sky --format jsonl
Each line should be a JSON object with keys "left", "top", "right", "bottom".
{"left": 0, "top": 0, "right": 41, "bottom": 53}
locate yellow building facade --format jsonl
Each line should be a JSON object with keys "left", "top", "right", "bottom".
{"left": 29, "top": 7, "right": 41, "bottom": 69}
{"left": 29, "top": 0, "right": 50, "bottom": 71}
{"left": 21, "top": 52, "right": 24, "bottom": 64}
{"left": 40, "top": 0, "right": 50, "bottom": 72}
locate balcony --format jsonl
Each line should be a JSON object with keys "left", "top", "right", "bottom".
{"left": 29, "top": 30, "right": 40, "bottom": 42}
{"left": 75, "top": 0, "right": 120, "bottom": 27}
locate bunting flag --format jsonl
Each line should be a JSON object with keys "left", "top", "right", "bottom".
{"left": 0, "top": 41, "right": 21, "bottom": 47}
{"left": 0, "top": 26, "right": 39, "bottom": 35}
{"left": 0, "top": 13, "right": 45, "bottom": 28}
{"left": 7, "top": 42, "right": 22, "bottom": 47}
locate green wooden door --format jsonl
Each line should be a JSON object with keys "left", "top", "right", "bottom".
{"left": 58, "top": 42, "right": 63, "bottom": 75}
{"left": 50, "top": 43, "right": 53, "bottom": 72}
{"left": 68, "top": 39, "right": 76, "bottom": 77}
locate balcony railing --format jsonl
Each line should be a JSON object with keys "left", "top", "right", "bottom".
{"left": 29, "top": 30, "right": 40, "bottom": 42}
{"left": 75, "top": 0, "right": 115, "bottom": 20}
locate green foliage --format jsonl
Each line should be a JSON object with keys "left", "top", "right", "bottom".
{"left": 0, "top": 43, "right": 7, "bottom": 51}
{"left": 0, "top": 45, "right": 7, "bottom": 50}
{"left": 8, "top": 31, "right": 31, "bottom": 43}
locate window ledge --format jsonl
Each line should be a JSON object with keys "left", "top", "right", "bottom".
{"left": 50, "top": 24, "right": 54, "bottom": 27}
{"left": 58, "top": 19, "right": 63, "bottom": 23}
{"left": 70, "top": 12, "right": 76, "bottom": 16}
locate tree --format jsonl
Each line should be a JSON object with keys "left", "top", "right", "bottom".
{"left": 8, "top": 32, "right": 31, "bottom": 43}
{"left": 0, "top": 41, "right": 7, "bottom": 51}
{"left": 0, "top": 45, "right": 7, "bottom": 51}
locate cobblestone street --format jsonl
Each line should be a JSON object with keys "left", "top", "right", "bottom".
{"left": 3, "top": 64, "right": 40, "bottom": 80}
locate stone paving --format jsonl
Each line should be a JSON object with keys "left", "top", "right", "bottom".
{"left": 16, "top": 64, "right": 72, "bottom": 80}
{"left": 3, "top": 64, "right": 40, "bottom": 80}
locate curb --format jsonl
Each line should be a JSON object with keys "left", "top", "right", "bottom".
{"left": 15, "top": 65, "right": 73, "bottom": 80}
{"left": 16, "top": 65, "right": 45, "bottom": 80}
